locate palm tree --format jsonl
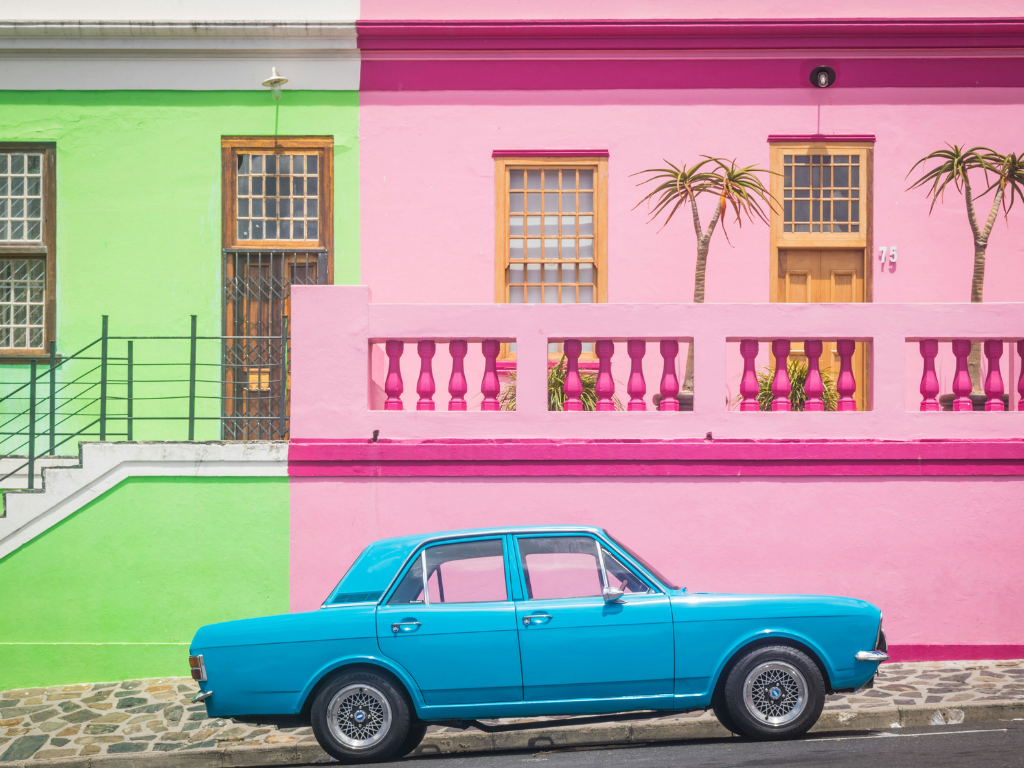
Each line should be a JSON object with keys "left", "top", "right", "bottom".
{"left": 907, "top": 146, "right": 1024, "bottom": 388}
{"left": 633, "top": 157, "right": 775, "bottom": 392}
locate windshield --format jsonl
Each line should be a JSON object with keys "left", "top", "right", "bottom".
{"left": 605, "top": 531, "right": 681, "bottom": 590}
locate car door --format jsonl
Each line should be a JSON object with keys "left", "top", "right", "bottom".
{"left": 376, "top": 537, "right": 523, "bottom": 705}
{"left": 513, "top": 534, "right": 675, "bottom": 704}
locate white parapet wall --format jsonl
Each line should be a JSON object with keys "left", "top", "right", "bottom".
{"left": 0, "top": 441, "right": 288, "bottom": 561}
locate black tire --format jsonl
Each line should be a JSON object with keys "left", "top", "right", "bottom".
{"left": 395, "top": 720, "right": 428, "bottom": 757}
{"left": 711, "top": 686, "right": 739, "bottom": 734}
{"left": 723, "top": 645, "right": 825, "bottom": 740}
{"left": 311, "top": 669, "right": 412, "bottom": 763}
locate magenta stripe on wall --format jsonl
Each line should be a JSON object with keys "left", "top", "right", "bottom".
{"left": 887, "top": 645, "right": 1024, "bottom": 663}
{"left": 289, "top": 439, "right": 1024, "bottom": 477}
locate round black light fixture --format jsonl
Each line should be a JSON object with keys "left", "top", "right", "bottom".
{"left": 810, "top": 66, "right": 836, "bottom": 88}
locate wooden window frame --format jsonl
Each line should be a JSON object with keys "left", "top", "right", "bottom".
{"left": 494, "top": 156, "right": 608, "bottom": 305}
{"left": 221, "top": 136, "right": 334, "bottom": 275}
{"left": 0, "top": 142, "right": 56, "bottom": 361}
{"left": 769, "top": 141, "right": 873, "bottom": 302}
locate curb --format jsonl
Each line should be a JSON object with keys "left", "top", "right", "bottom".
{"left": 16, "top": 701, "right": 1024, "bottom": 767}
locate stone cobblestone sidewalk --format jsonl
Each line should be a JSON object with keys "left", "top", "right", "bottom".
{"left": 1, "top": 660, "right": 1023, "bottom": 764}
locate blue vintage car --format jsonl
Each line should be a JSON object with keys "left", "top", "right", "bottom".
{"left": 188, "top": 526, "right": 888, "bottom": 762}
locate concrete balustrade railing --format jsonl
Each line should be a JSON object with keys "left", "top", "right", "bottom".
{"left": 289, "top": 286, "right": 1024, "bottom": 442}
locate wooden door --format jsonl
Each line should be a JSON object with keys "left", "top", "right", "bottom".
{"left": 777, "top": 249, "right": 868, "bottom": 410}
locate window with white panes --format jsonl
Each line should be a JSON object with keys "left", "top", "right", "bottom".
{"left": 783, "top": 153, "right": 861, "bottom": 234}
{"left": 0, "top": 145, "right": 54, "bottom": 354}
{"left": 496, "top": 158, "right": 607, "bottom": 308}
{"left": 236, "top": 153, "right": 321, "bottom": 242}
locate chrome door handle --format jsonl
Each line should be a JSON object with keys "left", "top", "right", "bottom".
{"left": 522, "top": 613, "right": 551, "bottom": 626}
{"left": 391, "top": 621, "right": 421, "bottom": 633}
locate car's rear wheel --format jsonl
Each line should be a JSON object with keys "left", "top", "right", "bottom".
{"left": 311, "top": 669, "right": 411, "bottom": 763}
{"left": 723, "top": 645, "right": 825, "bottom": 740}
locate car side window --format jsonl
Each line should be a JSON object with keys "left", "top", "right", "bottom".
{"left": 518, "top": 536, "right": 604, "bottom": 600}
{"left": 601, "top": 547, "right": 651, "bottom": 594}
{"left": 389, "top": 539, "right": 508, "bottom": 605}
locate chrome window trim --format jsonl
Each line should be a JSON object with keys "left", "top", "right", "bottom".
{"left": 374, "top": 527, "right": 667, "bottom": 606}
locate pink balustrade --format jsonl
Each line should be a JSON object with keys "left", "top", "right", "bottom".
{"left": 301, "top": 287, "right": 1024, "bottom": 438}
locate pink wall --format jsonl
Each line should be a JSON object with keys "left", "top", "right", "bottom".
{"left": 362, "top": 0, "right": 1023, "bottom": 20}
{"left": 290, "top": 474, "right": 1024, "bottom": 651}
{"left": 359, "top": 88, "right": 1024, "bottom": 308}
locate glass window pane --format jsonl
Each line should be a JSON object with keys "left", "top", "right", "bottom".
{"left": 509, "top": 216, "right": 524, "bottom": 236}
{"left": 544, "top": 171, "right": 559, "bottom": 190}
{"left": 544, "top": 239, "right": 559, "bottom": 258}
{"left": 544, "top": 264, "right": 559, "bottom": 283}
{"left": 579, "top": 193, "right": 593, "bottom": 213}
{"left": 510, "top": 169, "right": 524, "bottom": 189}
{"left": 579, "top": 239, "right": 593, "bottom": 259}
{"left": 527, "top": 193, "right": 542, "bottom": 213}
{"left": 509, "top": 285, "right": 525, "bottom": 303}
{"left": 561, "top": 264, "right": 576, "bottom": 283}
{"left": 579, "top": 216, "right": 593, "bottom": 236}
{"left": 563, "top": 170, "right": 577, "bottom": 189}
{"left": 307, "top": 154, "right": 318, "bottom": 173}
{"left": 526, "top": 264, "right": 541, "bottom": 283}
{"left": 544, "top": 215, "right": 559, "bottom": 236}
{"left": 527, "top": 285, "right": 542, "bottom": 303}
{"left": 544, "top": 286, "right": 559, "bottom": 303}
{"left": 560, "top": 238, "right": 575, "bottom": 258}
{"left": 561, "top": 215, "right": 576, "bottom": 235}
{"left": 562, "top": 193, "right": 576, "bottom": 213}
{"left": 579, "top": 285, "right": 594, "bottom": 303}
{"left": 0, "top": 257, "right": 46, "bottom": 349}
{"left": 526, "top": 216, "right": 541, "bottom": 236}
{"left": 526, "top": 170, "right": 541, "bottom": 189}
{"left": 509, "top": 239, "right": 524, "bottom": 259}
{"left": 509, "top": 263, "right": 524, "bottom": 282}
{"left": 578, "top": 263, "right": 594, "bottom": 284}
{"left": 601, "top": 548, "right": 650, "bottom": 594}
{"left": 510, "top": 193, "right": 524, "bottom": 213}
{"left": 526, "top": 239, "right": 541, "bottom": 259}
{"left": 518, "top": 536, "right": 602, "bottom": 600}
{"left": 389, "top": 557, "right": 425, "bottom": 604}
{"left": 544, "top": 192, "right": 559, "bottom": 212}
{"left": 578, "top": 170, "right": 594, "bottom": 190}
{"left": 425, "top": 540, "right": 507, "bottom": 604}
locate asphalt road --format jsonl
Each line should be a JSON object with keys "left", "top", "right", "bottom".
{"left": 373, "top": 721, "right": 1024, "bottom": 768}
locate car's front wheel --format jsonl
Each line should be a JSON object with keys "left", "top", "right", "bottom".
{"left": 723, "top": 645, "right": 825, "bottom": 740}
{"left": 311, "top": 669, "right": 412, "bottom": 763}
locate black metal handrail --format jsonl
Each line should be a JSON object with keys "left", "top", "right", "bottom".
{"left": 1, "top": 314, "right": 290, "bottom": 492}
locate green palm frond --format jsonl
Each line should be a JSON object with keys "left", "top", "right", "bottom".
{"left": 980, "top": 151, "right": 1024, "bottom": 217}
{"left": 705, "top": 156, "right": 777, "bottom": 245}
{"left": 906, "top": 144, "right": 994, "bottom": 214}
{"left": 630, "top": 158, "right": 719, "bottom": 230}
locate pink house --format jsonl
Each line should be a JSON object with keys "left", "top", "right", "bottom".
{"left": 289, "top": 1, "right": 1024, "bottom": 664}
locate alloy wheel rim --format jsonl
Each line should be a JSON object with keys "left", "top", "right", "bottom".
{"left": 327, "top": 684, "right": 393, "bottom": 749}
{"left": 742, "top": 661, "right": 807, "bottom": 726}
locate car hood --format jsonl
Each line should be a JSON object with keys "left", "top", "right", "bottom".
{"left": 671, "top": 591, "right": 880, "bottom": 619}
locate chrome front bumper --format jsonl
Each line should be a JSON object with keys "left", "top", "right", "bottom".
{"left": 192, "top": 690, "right": 213, "bottom": 703}
{"left": 855, "top": 650, "right": 890, "bottom": 662}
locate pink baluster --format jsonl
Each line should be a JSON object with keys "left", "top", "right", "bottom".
{"left": 739, "top": 340, "right": 759, "bottom": 412}
{"left": 1018, "top": 340, "right": 1024, "bottom": 411}
{"left": 447, "top": 340, "right": 468, "bottom": 411}
{"left": 416, "top": 340, "right": 436, "bottom": 411}
{"left": 918, "top": 339, "right": 940, "bottom": 411}
{"left": 983, "top": 339, "right": 1005, "bottom": 412}
{"left": 951, "top": 339, "right": 973, "bottom": 412}
{"left": 804, "top": 340, "right": 825, "bottom": 412}
{"left": 595, "top": 340, "right": 616, "bottom": 411}
{"left": 659, "top": 340, "right": 680, "bottom": 411}
{"left": 835, "top": 339, "right": 857, "bottom": 411}
{"left": 563, "top": 339, "right": 584, "bottom": 411}
{"left": 770, "top": 339, "right": 791, "bottom": 411}
{"left": 480, "top": 339, "right": 501, "bottom": 411}
{"left": 626, "top": 340, "right": 647, "bottom": 411}
{"left": 384, "top": 340, "right": 404, "bottom": 411}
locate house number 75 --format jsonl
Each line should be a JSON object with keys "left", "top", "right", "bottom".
{"left": 879, "top": 246, "right": 897, "bottom": 262}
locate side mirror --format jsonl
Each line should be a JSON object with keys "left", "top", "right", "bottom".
{"left": 603, "top": 586, "right": 625, "bottom": 603}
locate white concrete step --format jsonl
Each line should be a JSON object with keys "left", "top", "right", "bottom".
{"left": 0, "top": 441, "right": 288, "bottom": 560}
{"left": 0, "top": 455, "right": 80, "bottom": 489}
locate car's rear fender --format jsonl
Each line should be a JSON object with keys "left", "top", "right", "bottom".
{"left": 296, "top": 653, "right": 427, "bottom": 718}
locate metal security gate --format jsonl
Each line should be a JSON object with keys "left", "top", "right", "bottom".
{"left": 222, "top": 250, "right": 327, "bottom": 440}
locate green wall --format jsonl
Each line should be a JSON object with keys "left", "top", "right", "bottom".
{"left": 0, "top": 476, "right": 289, "bottom": 690}
{"left": 0, "top": 91, "right": 360, "bottom": 445}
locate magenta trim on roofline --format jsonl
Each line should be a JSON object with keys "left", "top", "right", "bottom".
{"left": 768, "top": 134, "right": 876, "bottom": 143}
{"left": 288, "top": 438, "right": 1024, "bottom": 478}
{"left": 360, "top": 57, "right": 1024, "bottom": 91}
{"left": 493, "top": 149, "right": 610, "bottom": 158}
{"left": 887, "top": 645, "right": 1024, "bottom": 663}
{"left": 356, "top": 19, "right": 1024, "bottom": 52}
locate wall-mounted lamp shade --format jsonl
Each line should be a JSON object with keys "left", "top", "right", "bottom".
{"left": 810, "top": 66, "right": 837, "bottom": 88}
{"left": 262, "top": 67, "right": 289, "bottom": 99}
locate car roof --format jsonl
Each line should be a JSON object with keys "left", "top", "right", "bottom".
{"left": 325, "top": 525, "right": 606, "bottom": 604}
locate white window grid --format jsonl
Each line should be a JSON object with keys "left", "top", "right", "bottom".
{"left": 0, "top": 153, "right": 44, "bottom": 242}
{"left": 236, "top": 153, "right": 320, "bottom": 241}
{"left": 0, "top": 258, "right": 45, "bottom": 349}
